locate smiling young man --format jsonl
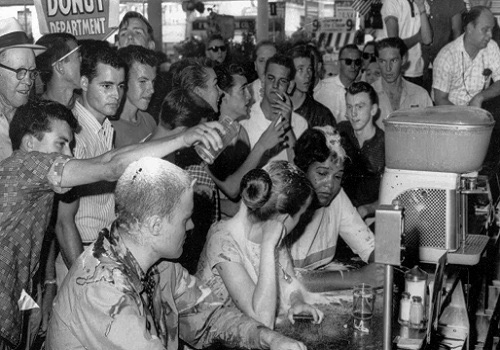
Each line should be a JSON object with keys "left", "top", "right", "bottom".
{"left": 373, "top": 37, "right": 432, "bottom": 130}
{"left": 338, "top": 81, "right": 384, "bottom": 219}
{"left": 288, "top": 45, "right": 336, "bottom": 128}
{"left": 112, "top": 45, "right": 157, "bottom": 148}
{"left": 0, "top": 99, "right": 225, "bottom": 349}
{"left": 314, "top": 44, "right": 362, "bottom": 123}
{"left": 240, "top": 54, "right": 308, "bottom": 163}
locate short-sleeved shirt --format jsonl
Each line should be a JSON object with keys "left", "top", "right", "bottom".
{"left": 313, "top": 75, "right": 347, "bottom": 123}
{"left": 0, "top": 151, "right": 71, "bottom": 346}
{"left": 289, "top": 189, "right": 375, "bottom": 270}
{"left": 196, "top": 221, "right": 293, "bottom": 314}
{"left": 295, "top": 94, "right": 337, "bottom": 128}
{"left": 240, "top": 103, "right": 308, "bottom": 163}
{"left": 72, "top": 101, "right": 116, "bottom": 242}
{"left": 372, "top": 78, "right": 433, "bottom": 130}
{"left": 381, "top": 0, "right": 426, "bottom": 77}
{"left": 338, "top": 122, "right": 385, "bottom": 208}
{"left": 111, "top": 110, "right": 157, "bottom": 148}
{"left": 433, "top": 34, "right": 500, "bottom": 106}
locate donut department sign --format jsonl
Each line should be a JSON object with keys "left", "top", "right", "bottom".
{"left": 34, "top": 0, "right": 119, "bottom": 39}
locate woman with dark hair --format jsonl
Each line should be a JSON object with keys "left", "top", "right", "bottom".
{"left": 289, "top": 126, "right": 383, "bottom": 291}
{"left": 196, "top": 161, "right": 323, "bottom": 329}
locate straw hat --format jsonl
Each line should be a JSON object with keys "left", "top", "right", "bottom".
{"left": 0, "top": 18, "right": 46, "bottom": 55}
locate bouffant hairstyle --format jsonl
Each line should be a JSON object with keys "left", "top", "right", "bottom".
{"left": 294, "top": 126, "right": 346, "bottom": 174}
{"left": 240, "top": 161, "right": 313, "bottom": 221}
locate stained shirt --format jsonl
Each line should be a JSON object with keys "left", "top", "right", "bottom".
{"left": 337, "top": 121, "right": 385, "bottom": 208}
{"left": 47, "top": 225, "right": 267, "bottom": 350}
{"left": 433, "top": 34, "right": 500, "bottom": 106}
{"left": 72, "top": 101, "right": 115, "bottom": 242}
{"left": 196, "top": 220, "right": 295, "bottom": 316}
{"left": 295, "top": 94, "right": 337, "bottom": 128}
{"left": 0, "top": 151, "right": 71, "bottom": 346}
{"left": 289, "top": 189, "right": 374, "bottom": 270}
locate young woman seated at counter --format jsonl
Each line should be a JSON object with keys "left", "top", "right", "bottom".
{"left": 287, "top": 126, "right": 384, "bottom": 291}
{"left": 196, "top": 161, "right": 324, "bottom": 329}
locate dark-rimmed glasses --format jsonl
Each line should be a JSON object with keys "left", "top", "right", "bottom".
{"left": 207, "top": 45, "right": 227, "bottom": 53}
{"left": 0, "top": 62, "right": 39, "bottom": 81}
{"left": 339, "top": 58, "right": 362, "bottom": 67}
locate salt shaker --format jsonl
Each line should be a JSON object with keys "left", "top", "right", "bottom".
{"left": 410, "top": 296, "right": 424, "bottom": 327}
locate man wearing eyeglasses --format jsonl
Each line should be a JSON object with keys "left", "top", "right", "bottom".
{"left": 205, "top": 34, "right": 228, "bottom": 65}
{"left": 314, "top": 44, "right": 362, "bottom": 123}
{"left": 373, "top": 38, "right": 432, "bottom": 131}
{"left": 0, "top": 18, "right": 46, "bottom": 161}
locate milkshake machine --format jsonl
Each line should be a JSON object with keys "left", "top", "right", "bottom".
{"left": 379, "top": 106, "right": 495, "bottom": 264}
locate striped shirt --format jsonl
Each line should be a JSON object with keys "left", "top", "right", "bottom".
{"left": 72, "top": 101, "right": 115, "bottom": 242}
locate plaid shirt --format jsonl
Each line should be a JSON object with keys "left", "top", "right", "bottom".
{"left": 0, "top": 151, "right": 71, "bottom": 346}
{"left": 433, "top": 34, "right": 500, "bottom": 106}
{"left": 186, "top": 164, "right": 220, "bottom": 222}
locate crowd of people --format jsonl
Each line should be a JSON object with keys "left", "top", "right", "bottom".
{"left": 0, "top": 1, "right": 499, "bottom": 349}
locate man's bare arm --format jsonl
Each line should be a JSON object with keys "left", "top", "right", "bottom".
{"left": 60, "top": 123, "right": 225, "bottom": 188}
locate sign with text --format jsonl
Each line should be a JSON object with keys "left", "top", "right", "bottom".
{"left": 334, "top": 7, "right": 356, "bottom": 31}
{"left": 34, "top": 0, "right": 120, "bottom": 40}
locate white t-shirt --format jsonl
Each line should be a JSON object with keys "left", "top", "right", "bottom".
{"left": 240, "top": 102, "right": 308, "bottom": 163}
{"left": 313, "top": 75, "right": 347, "bottom": 123}
{"left": 381, "top": 0, "right": 426, "bottom": 78}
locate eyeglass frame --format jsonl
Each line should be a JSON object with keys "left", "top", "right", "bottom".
{"left": 339, "top": 58, "right": 362, "bottom": 67}
{"left": 207, "top": 45, "right": 227, "bottom": 53}
{"left": 0, "top": 62, "right": 39, "bottom": 81}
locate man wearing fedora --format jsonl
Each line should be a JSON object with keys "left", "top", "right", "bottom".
{"left": 0, "top": 17, "right": 46, "bottom": 161}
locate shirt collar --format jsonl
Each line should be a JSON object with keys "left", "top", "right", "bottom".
{"left": 73, "top": 101, "right": 113, "bottom": 135}
{"left": 93, "top": 223, "right": 146, "bottom": 291}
